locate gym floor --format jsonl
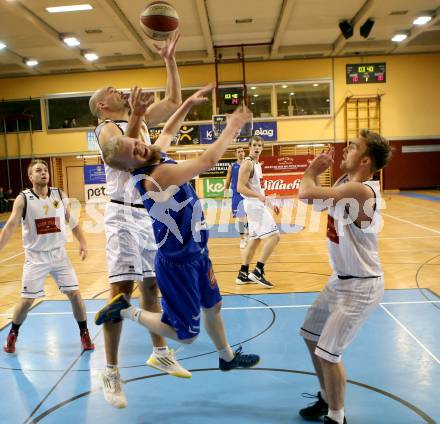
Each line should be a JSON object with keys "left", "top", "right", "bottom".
{"left": 0, "top": 191, "right": 439, "bottom": 423}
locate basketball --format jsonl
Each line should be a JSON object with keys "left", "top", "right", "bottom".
{"left": 140, "top": 2, "right": 179, "bottom": 41}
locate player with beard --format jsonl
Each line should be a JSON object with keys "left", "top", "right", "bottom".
{"left": 297, "top": 131, "right": 391, "bottom": 424}
{"left": 89, "top": 33, "right": 190, "bottom": 409}
{"left": 95, "top": 87, "right": 260, "bottom": 373}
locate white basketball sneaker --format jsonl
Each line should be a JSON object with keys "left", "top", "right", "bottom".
{"left": 101, "top": 368, "right": 128, "bottom": 409}
{"left": 146, "top": 349, "right": 192, "bottom": 378}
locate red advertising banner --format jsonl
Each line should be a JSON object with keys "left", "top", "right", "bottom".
{"left": 260, "top": 155, "right": 313, "bottom": 173}
{"left": 262, "top": 174, "right": 303, "bottom": 196}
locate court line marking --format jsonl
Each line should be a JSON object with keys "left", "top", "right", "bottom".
{"left": 380, "top": 304, "right": 440, "bottom": 365}
{"left": 0, "top": 251, "right": 23, "bottom": 264}
{"left": 383, "top": 213, "right": 440, "bottom": 235}
{"left": 1, "top": 300, "right": 439, "bottom": 316}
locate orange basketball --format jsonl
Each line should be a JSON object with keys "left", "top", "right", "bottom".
{"left": 140, "top": 2, "right": 179, "bottom": 41}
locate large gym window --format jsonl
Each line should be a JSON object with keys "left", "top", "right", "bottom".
{"left": 0, "top": 99, "right": 42, "bottom": 133}
{"left": 246, "top": 85, "right": 272, "bottom": 118}
{"left": 276, "top": 82, "right": 331, "bottom": 117}
{"left": 45, "top": 95, "right": 98, "bottom": 130}
{"left": 158, "top": 88, "right": 213, "bottom": 122}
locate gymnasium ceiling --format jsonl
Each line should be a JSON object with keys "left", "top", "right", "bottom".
{"left": 0, "top": 0, "right": 440, "bottom": 78}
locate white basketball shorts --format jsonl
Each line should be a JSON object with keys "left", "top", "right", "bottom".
{"left": 21, "top": 247, "right": 79, "bottom": 298}
{"left": 299, "top": 274, "right": 384, "bottom": 363}
{"left": 104, "top": 201, "right": 157, "bottom": 283}
{"left": 243, "top": 199, "right": 279, "bottom": 240}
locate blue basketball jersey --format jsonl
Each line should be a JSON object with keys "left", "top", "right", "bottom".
{"left": 230, "top": 162, "right": 242, "bottom": 196}
{"left": 132, "top": 154, "right": 208, "bottom": 261}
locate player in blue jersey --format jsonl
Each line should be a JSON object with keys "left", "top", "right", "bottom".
{"left": 95, "top": 85, "right": 260, "bottom": 371}
{"left": 224, "top": 147, "right": 248, "bottom": 249}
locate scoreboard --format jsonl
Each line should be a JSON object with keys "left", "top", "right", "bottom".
{"left": 346, "top": 63, "right": 386, "bottom": 84}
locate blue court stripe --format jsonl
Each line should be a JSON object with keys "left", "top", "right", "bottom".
{"left": 399, "top": 192, "right": 440, "bottom": 202}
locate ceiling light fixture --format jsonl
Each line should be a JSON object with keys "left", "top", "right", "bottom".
{"left": 392, "top": 32, "right": 408, "bottom": 42}
{"left": 282, "top": 85, "right": 288, "bottom": 88}
{"left": 289, "top": 92, "right": 295, "bottom": 95}
{"left": 0, "top": 42, "right": 6, "bottom": 50}
{"left": 250, "top": 86, "right": 257, "bottom": 90}
{"left": 84, "top": 52, "right": 99, "bottom": 61}
{"left": 63, "top": 36, "right": 80, "bottom": 47}
{"left": 313, "top": 83, "right": 319, "bottom": 87}
{"left": 46, "top": 4, "right": 93, "bottom": 13}
{"left": 413, "top": 14, "right": 433, "bottom": 26}
{"left": 26, "top": 59, "right": 38, "bottom": 67}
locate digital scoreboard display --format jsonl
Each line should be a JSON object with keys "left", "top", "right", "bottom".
{"left": 346, "top": 63, "right": 386, "bottom": 84}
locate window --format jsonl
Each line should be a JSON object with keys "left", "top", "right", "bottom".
{"left": 0, "top": 99, "right": 42, "bottom": 132}
{"left": 158, "top": 88, "right": 213, "bottom": 122}
{"left": 46, "top": 95, "right": 98, "bottom": 129}
{"left": 276, "top": 82, "right": 331, "bottom": 117}
{"left": 246, "top": 85, "right": 272, "bottom": 118}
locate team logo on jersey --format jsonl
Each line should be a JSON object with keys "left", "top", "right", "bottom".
{"left": 53, "top": 200, "right": 60, "bottom": 208}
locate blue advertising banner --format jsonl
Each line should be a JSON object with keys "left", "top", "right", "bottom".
{"left": 84, "top": 164, "right": 106, "bottom": 184}
{"left": 200, "top": 121, "right": 277, "bottom": 144}
{"left": 252, "top": 121, "right": 277, "bottom": 141}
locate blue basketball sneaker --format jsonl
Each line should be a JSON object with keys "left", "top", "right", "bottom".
{"left": 219, "top": 346, "right": 260, "bottom": 371}
{"left": 95, "top": 293, "right": 131, "bottom": 325}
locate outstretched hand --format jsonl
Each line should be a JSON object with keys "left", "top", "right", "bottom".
{"left": 187, "top": 84, "right": 214, "bottom": 105}
{"left": 154, "top": 30, "right": 180, "bottom": 61}
{"left": 226, "top": 106, "right": 252, "bottom": 133}
{"left": 128, "top": 86, "right": 154, "bottom": 116}
{"left": 306, "top": 147, "right": 334, "bottom": 176}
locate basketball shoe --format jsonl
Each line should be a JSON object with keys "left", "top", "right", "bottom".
{"left": 95, "top": 293, "right": 131, "bottom": 325}
{"left": 80, "top": 329, "right": 95, "bottom": 351}
{"left": 3, "top": 331, "right": 17, "bottom": 353}
{"left": 299, "top": 392, "right": 328, "bottom": 420}
{"left": 248, "top": 268, "right": 273, "bottom": 288}
{"left": 219, "top": 346, "right": 260, "bottom": 371}
{"left": 235, "top": 270, "right": 253, "bottom": 285}
{"left": 101, "top": 368, "right": 127, "bottom": 409}
{"left": 146, "top": 349, "right": 192, "bottom": 378}
{"left": 323, "top": 416, "right": 347, "bottom": 424}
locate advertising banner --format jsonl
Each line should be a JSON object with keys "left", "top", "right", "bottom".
{"left": 199, "top": 159, "right": 235, "bottom": 178}
{"left": 149, "top": 125, "right": 201, "bottom": 145}
{"left": 83, "top": 164, "right": 108, "bottom": 203}
{"left": 203, "top": 178, "right": 226, "bottom": 198}
{"left": 262, "top": 174, "right": 303, "bottom": 196}
{"left": 199, "top": 121, "right": 277, "bottom": 144}
{"left": 260, "top": 155, "right": 313, "bottom": 173}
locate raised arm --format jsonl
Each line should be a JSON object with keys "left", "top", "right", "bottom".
{"left": 0, "top": 195, "right": 24, "bottom": 251}
{"left": 155, "top": 84, "right": 213, "bottom": 153}
{"left": 147, "top": 108, "right": 250, "bottom": 191}
{"left": 145, "top": 32, "right": 182, "bottom": 127}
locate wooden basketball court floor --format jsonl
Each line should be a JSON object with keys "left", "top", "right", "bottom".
{"left": 0, "top": 191, "right": 439, "bottom": 423}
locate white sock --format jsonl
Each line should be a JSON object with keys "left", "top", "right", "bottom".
{"left": 320, "top": 389, "right": 328, "bottom": 403}
{"left": 106, "top": 364, "right": 118, "bottom": 372}
{"left": 120, "top": 306, "right": 142, "bottom": 322}
{"left": 218, "top": 345, "right": 234, "bottom": 362}
{"left": 328, "top": 408, "right": 345, "bottom": 424}
{"left": 153, "top": 346, "right": 169, "bottom": 356}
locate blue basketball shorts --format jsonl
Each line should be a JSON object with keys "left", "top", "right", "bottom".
{"left": 232, "top": 194, "right": 246, "bottom": 218}
{"left": 155, "top": 250, "right": 222, "bottom": 341}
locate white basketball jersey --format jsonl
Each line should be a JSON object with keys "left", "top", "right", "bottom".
{"left": 327, "top": 177, "right": 383, "bottom": 277}
{"left": 95, "top": 120, "right": 151, "bottom": 204}
{"left": 21, "top": 188, "right": 67, "bottom": 251}
{"left": 242, "top": 157, "right": 264, "bottom": 199}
